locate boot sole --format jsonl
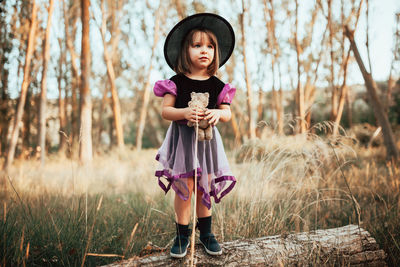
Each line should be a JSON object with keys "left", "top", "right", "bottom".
{"left": 170, "top": 241, "right": 190, "bottom": 258}
{"left": 200, "top": 240, "right": 222, "bottom": 256}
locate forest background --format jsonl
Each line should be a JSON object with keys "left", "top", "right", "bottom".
{"left": 0, "top": 0, "right": 400, "bottom": 266}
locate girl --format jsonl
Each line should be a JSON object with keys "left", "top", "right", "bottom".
{"left": 153, "top": 13, "right": 236, "bottom": 258}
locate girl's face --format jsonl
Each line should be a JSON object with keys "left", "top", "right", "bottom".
{"left": 188, "top": 31, "right": 215, "bottom": 72}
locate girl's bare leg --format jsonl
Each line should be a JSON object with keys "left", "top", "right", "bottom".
{"left": 196, "top": 190, "right": 212, "bottom": 218}
{"left": 174, "top": 178, "right": 194, "bottom": 225}
{"left": 174, "top": 177, "right": 212, "bottom": 223}
{"left": 197, "top": 174, "right": 212, "bottom": 218}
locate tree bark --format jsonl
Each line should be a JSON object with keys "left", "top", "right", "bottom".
{"left": 79, "top": 0, "right": 92, "bottom": 164}
{"left": 57, "top": 38, "right": 67, "bottom": 153}
{"left": 294, "top": 0, "right": 306, "bottom": 134}
{"left": 263, "top": 0, "right": 283, "bottom": 135}
{"left": 0, "top": 4, "right": 12, "bottom": 157}
{"left": 257, "top": 87, "right": 264, "bottom": 126}
{"left": 173, "top": 0, "right": 186, "bottom": 20}
{"left": 136, "top": 3, "right": 161, "bottom": 150}
{"left": 100, "top": 0, "right": 124, "bottom": 148}
{"left": 332, "top": 0, "right": 363, "bottom": 137}
{"left": 63, "top": 0, "right": 80, "bottom": 148}
{"left": 21, "top": 89, "right": 32, "bottom": 159}
{"left": 230, "top": 104, "right": 242, "bottom": 146}
{"left": 240, "top": 0, "right": 256, "bottom": 139}
{"left": 387, "top": 13, "right": 400, "bottom": 106}
{"left": 38, "top": 0, "right": 55, "bottom": 166}
{"left": 0, "top": 64, "right": 10, "bottom": 157}
{"left": 97, "top": 82, "right": 110, "bottom": 146}
{"left": 3, "top": 0, "right": 37, "bottom": 170}
{"left": 328, "top": 0, "right": 338, "bottom": 121}
{"left": 103, "top": 225, "right": 386, "bottom": 266}
{"left": 345, "top": 25, "right": 399, "bottom": 162}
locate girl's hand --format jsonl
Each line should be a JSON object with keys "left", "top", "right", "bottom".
{"left": 184, "top": 107, "right": 205, "bottom": 123}
{"left": 204, "top": 109, "right": 221, "bottom": 126}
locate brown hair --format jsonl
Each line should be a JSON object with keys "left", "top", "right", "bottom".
{"left": 175, "top": 29, "right": 220, "bottom": 76}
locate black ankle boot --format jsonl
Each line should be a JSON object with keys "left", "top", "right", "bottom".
{"left": 170, "top": 223, "right": 191, "bottom": 258}
{"left": 197, "top": 216, "right": 222, "bottom": 256}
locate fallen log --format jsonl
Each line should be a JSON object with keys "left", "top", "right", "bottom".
{"left": 103, "top": 224, "right": 386, "bottom": 266}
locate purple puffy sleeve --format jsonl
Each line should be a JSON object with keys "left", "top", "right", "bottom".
{"left": 217, "top": 83, "right": 236, "bottom": 106}
{"left": 153, "top": 79, "right": 177, "bottom": 97}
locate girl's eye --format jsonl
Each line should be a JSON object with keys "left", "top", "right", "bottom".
{"left": 194, "top": 44, "right": 200, "bottom": 48}
{"left": 208, "top": 45, "right": 214, "bottom": 49}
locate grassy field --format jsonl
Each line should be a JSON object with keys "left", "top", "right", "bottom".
{"left": 1, "top": 131, "right": 399, "bottom": 266}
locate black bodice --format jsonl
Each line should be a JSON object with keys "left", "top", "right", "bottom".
{"left": 170, "top": 74, "right": 225, "bottom": 109}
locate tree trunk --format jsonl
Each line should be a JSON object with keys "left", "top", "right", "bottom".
{"left": 38, "top": 0, "right": 54, "bottom": 166}
{"left": 387, "top": 13, "right": 400, "bottom": 106}
{"left": 63, "top": 0, "right": 80, "bottom": 149}
{"left": 294, "top": 0, "right": 306, "bottom": 134}
{"left": 264, "top": 0, "right": 282, "bottom": 135}
{"left": 3, "top": 0, "right": 37, "bottom": 170}
{"left": 332, "top": 0, "right": 363, "bottom": 137}
{"left": 332, "top": 53, "right": 350, "bottom": 136}
{"left": 21, "top": 90, "right": 32, "bottom": 159}
{"left": 79, "top": 0, "right": 92, "bottom": 164}
{"left": 230, "top": 104, "right": 242, "bottom": 146}
{"left": 345, "top": 25, "right": 399, "bottom": 162}
{"left": 173, "top": 0, "right": 186, "bottom": 20}
{"left": 277, "top": 61, "right": 284, "bottom": 135}
{"left": 100, "top": 0, "right": 124, "bottom": 148}
{"left": 97, "top": 82, "right": 110, "bottom": 146}
{"left": 0, "top": 66, "right": 10, "bottom": 157}
{"left": 240, "top": 0, "right": 256, "bottom": 139}
{"left": 346, "top": 87, "right": 353, "bottom": 128}
{"left": 136, "top": 3, "right": 161, "bottom": 150}
{"left": 328, "top": 0, "right": 338, "bottom": 122}
{"left": 57, "top": 38, "right": 67, "bottom": 153}
{"left": 256, "top": 87, "right": 264, "bottom": 137}
{"left": 104, "top": 225, "right": 386, "bottom": 266}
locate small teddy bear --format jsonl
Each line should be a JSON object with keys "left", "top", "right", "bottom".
{"left": 187, "top": 92, "right": 213, "bottom": 141}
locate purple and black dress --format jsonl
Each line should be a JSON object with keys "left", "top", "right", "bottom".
{"left": 153, "top": 73, "right": 237, "bottom": 209}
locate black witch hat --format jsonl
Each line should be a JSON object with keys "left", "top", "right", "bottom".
{"left": 164, "top": 13, "right": 235, "bottom": 70}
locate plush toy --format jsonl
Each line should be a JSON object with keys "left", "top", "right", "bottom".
{"left": 187, "top": 92, "right": 213, "bottom": 141}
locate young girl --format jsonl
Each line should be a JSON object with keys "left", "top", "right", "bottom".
{"left": 153, "top": 13, "right": 236, "bottom": 258}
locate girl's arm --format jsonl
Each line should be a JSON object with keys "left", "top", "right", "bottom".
{"left": 162, "top": 94, "right": 205, "bottom": 122}
{"left": 204, "top": 104, "right": 231, "bottom": 126}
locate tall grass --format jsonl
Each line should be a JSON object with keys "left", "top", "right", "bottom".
{"left": 1, "top": 129, "right": 399, "bottom": 266}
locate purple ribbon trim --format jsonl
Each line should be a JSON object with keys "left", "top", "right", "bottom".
{"left": 155, "top": 168, "right": 236, "bottom": 209}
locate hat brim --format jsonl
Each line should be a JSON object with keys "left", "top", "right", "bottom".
{"left": 164, "top": 13, "right": 235, "bottom": 71}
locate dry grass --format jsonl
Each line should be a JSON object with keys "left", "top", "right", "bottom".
{"left": 1, "top": 130, "right": 399, "bottom": 266}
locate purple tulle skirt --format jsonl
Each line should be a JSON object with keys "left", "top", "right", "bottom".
{"left": 155, "top": 122, "right": 236, "bottom": 209}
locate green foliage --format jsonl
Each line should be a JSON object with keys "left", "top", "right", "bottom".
{"left": 0, "top": 192, "right": 176, "bottom": 266}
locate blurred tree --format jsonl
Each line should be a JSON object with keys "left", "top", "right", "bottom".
{"left": 173, "top": 0, "right": 186, "bottom": 19}
{"left": 263, "top": 0, "right": 284, "bottom": 135}
{"left": 4, "top": 0, "right": 37, "bottom": 170}
{"left": 387, "top": 13, "right": 400, "bottom": 106}
{"left": 136, "top": 1, "right": 162, "bottom": 150}
{"left": 0, "top": 0, "right": 12, "bottom": 157}
{"left": 79, "top": 0, "right": 92, "bottom": 164}
{"left": 57, "top": 38, "right": 68, "bottom": 154}
{"left": 240, "top": 0, "right": 256, "bottom": 139}
{"left": 331, "top": 0, "right": 363, "bottom": 136}
{"left": 37, "top": 0, "right": 55, "bottom": 166}
{"left": 99, "top": 0, "right": 125, "bottom": 148}
{"left": 345, "top": 25, "right": 399, "bottom": 162}
{"left": 293, "top": 0, "right": 306, "bottom": 133}
{"left": 63, "top": 0, "right": 80, "bottom": 151}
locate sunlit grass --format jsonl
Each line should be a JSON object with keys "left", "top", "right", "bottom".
{"left": 1, "top": 130, "right": 399, "bottom": 266}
